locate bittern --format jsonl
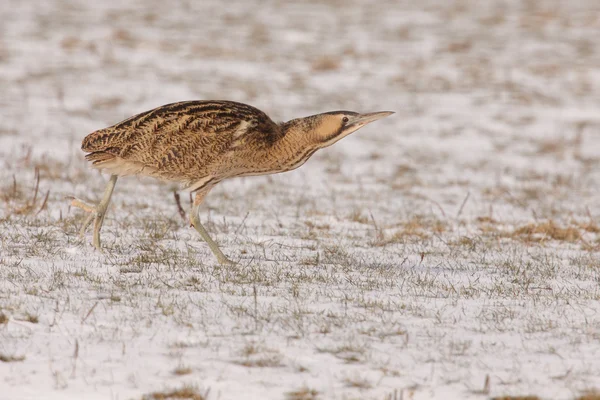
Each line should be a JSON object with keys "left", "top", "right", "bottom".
{"left": 71, "top": 100, "right": 393, "bottom": 264}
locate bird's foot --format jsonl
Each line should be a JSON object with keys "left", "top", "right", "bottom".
{"left": 68, "top": 196, "right": 105, "bottom": 251}
{"left": 217, "top": 255, "right": 237, "bottom": 266}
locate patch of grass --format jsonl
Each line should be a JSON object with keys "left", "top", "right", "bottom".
{"left": 0, "top": 354, "right": 26, "bottom": 363}
{"left": 316, "top": 342, "right": 368, "bottom": 364}
{"left": 234, "top": 342, "right": 284, "bottom": 368}
{"left": 303, "top": 221, "right": 330, "bottom": 231}
{"left": 578, "top": 221, "right": 600, "bottom": 233}
{"left": 26, "top": 313, "right": 39, "bottom": 323}
{"left": 512, "top": 220, "right": 582, "bottom": 243}
{"left": 445, "top": 39, "right": 472, "bottom": 53}
{"left": 577, "top": 390, "right": 600, "bottom": 400}
{"left": 235, "top": 354, "right": 283, "bottom": 368}
{"left": 0, "top": 168, "right": 49, "bottom": 218}
{"left": 535, "top": 137, "right": 571, "bottom": 156}
{"left": 142, "top": 386, "right": 207, "bottom": 400}
{"left": 172, "top": 366, "right": 192, "bottom": 376}
{"left": 371, "top": 216, "right": 446, "bottom": 246}
{"left": 348, "top": 209, "right": 370, "bottom": 224}
{"left": 286, "top": 386, "right": 320, "bottom": 400}
{"left": 342, "top": 374, "right": 372, "bottom": 389}
{"left": 311, "top": 56, "right": 340, "bottom": 72}
{"left": 491, "top": 397, "right": 540, "bottom": 400}
{"left": 299, "top": 251, "right": 321, "bottom": 266}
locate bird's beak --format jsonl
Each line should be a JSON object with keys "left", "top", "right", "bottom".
{"left": 347, "top": 111, "right": 394, "bottom": 129}
{"left": 320, "top": 110, "right": 395, "bottom": 148}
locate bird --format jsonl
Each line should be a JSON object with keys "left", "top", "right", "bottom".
{"left": 70, "top": 100, "right": 393, "bottom": 264}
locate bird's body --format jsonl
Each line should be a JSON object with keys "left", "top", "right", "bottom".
{"left": 72, "top": 100, "right": 393, "bottom": 264}
{"left": 82, "top": 101, "right": 287, "bottom": 192}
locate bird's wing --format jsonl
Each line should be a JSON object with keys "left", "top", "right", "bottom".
{"left": 81, "top": 101, "right": 282, "bottom": 184}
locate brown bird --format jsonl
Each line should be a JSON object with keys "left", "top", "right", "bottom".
{"left": 71, "top": 100, "right": 393, "bottom": 264}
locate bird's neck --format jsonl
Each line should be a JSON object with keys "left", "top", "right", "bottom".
{"left": 268, "top": 119, "right": 321, "bottom": 172}
{"left": 280, "top": 118, "right": 320, "bottom": 145}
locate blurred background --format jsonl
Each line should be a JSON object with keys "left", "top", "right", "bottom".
{"left": 2, "top": 0, "right": 598, "bottom": 142}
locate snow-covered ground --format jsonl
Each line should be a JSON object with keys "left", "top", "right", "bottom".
{"left": 1, "top": 1, "right": 600, "bottom": 399}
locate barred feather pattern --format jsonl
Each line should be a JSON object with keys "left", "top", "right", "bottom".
{"left": 82, "top": 100, "right": 288, "bottom": 191}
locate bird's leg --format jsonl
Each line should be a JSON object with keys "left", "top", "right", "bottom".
{"left": 70, "top": 174, "right": 118, "bottom": 251}
{"left": 191, "top": 188, "right": 235, "bottom": 265}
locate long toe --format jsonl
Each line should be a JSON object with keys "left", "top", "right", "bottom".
{"left": 69, "top": 197, "right": 97, "bottom": 213}
{"left": 217, "top": 255, "right": 237, "bottom": 266}
{"left": 79, "top": 212, "right": 96, "bottom": 237}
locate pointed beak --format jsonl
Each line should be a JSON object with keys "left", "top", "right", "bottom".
{"left": 347, "top": 111, "right": 394, "bottom": 128}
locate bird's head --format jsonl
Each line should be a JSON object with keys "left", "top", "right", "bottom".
{"left": 295, "top": 110, "right": 394, "bottom": 148}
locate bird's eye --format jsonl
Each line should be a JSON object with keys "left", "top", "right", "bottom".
{"left": 342, "top": 116, "right": 349, "bottom": 124}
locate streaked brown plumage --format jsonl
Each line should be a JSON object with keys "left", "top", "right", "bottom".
{"left": 71, "top": 100, "right": 393, "bottom": 264}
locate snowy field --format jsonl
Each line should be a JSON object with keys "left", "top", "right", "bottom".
{"left": 1, "top": 0, "right": 600, "bottom": 399}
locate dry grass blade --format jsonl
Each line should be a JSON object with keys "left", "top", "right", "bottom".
{"left": 35, "top": 189, "right": 50, "bottom": 216}
{"left": 31, "top": 167, "right": 40, "bottom": 205}
{"left": 173, "top": 191, "right": 187, "bottom": 222}
{"left": 456, "top": 191, "right": 470, "bottom": 219}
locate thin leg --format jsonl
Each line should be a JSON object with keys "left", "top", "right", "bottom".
{"left": 191, "top": 188, "right": 235, "bottom": 265}
{"left": 70, "top": 174, "right": 118, "bottom": 251}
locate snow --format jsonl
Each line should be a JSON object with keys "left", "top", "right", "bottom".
{"left": 1, "top": 0, "right": 600, "bottom": 399}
